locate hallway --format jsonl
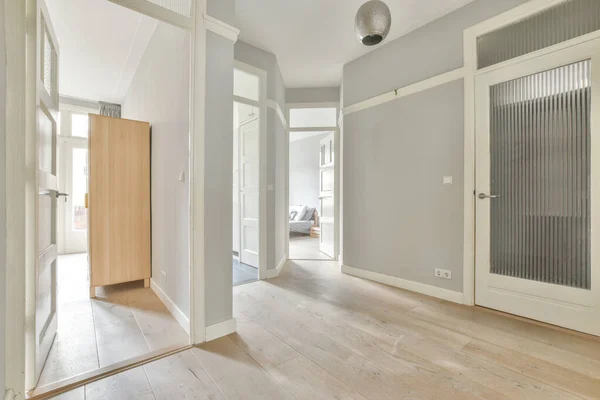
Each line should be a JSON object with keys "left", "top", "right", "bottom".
{"left": 51, "top": 259, "right": 600, "bottom": 399}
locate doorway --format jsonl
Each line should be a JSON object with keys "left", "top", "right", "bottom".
{"left": 232, "top": 63, "right": 266, "bottom": 285}
{"left": 288, "top": 131, "right": 334, "bottom": 260}
{"left": 474, "top": 37, "right": 600, "bottom": 336}
{"left": 30, "top": 0, "right": 192, "bottom": 393}
{"left": 286, "top": 105, "right": 339, "bottom": 261}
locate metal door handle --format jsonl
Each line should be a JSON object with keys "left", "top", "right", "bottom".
{"left": 56, "top": 192, "right": 70, "bottom": 202}
{"left": 478, "top": 193, "right": 500, "bottom": 200}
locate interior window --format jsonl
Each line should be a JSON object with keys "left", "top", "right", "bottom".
{"left": 71, "top": 113, "right": 89, "bottom": 138}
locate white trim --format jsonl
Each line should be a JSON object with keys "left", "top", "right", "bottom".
{"left": 4, "top": 0, "right": 27, "bottom": 396}
{"left": 150, "top": 279, "right": 190, "bottom": 335}
{"left": 59, "top": 95, "right": 99, "bottom": 114}
{"left": 287, "top": 126, "right": 337, "bottom": 132}
{"left": 267, "top": 99, "right": 288, "bottom": 129}
{"left": 265, "top": 255, "right": 287, "bottom": 279}
{"left": 342, "top": 68, "right": 465, "bottom": 116}
{"left": 106, "top": 0, "right": 193, "bottom": 29}
{"left": 205, "top": 318, "right": 237, "bottom": 341}
{"left": 341, "top": 265, "right": 464, "bottom": 304}
{"left": 4, "top": 390, "right": 15, "bottom": 400}
{"left": 203, "top": 14, "right": 239, "bottom": 43}
{"left": 286, "top": 101, "right": 339, "bottom": 109}
{"left": 190, "top": 0, "right": 207, "bottom": 345}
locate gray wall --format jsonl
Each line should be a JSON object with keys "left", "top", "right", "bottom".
{"left": 205, "top": 31, "right": 234, "bottom": 325}
{"left": 286, "top": 87, "right": 340, "bottom": 104}
{"left": 289, "top": 134, "right": 327, "bottom": 209}
{"left": 234, "top": 41, "right": 287, "bottom": 270}
{"left": 0, "top": 0, "right": 6, "bottom": 393}
{"left": 121, "top": 22, "right": 191, "bottom": 317}
{"left": 344, "top": 81, "right": 464, "bottom": 292}
{"left": 343, "top": 0, "right": 528, "bottom": 106}
{"left": 341, "top": 0, "right": 528, "bottom": 293}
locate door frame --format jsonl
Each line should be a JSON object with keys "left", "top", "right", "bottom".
{"left": 285, "top": 102, "right": 340, "bottom": 262}
{"left": 3, "top": 0, "right": 240, "bottom": 396}
{"left": 463, "top": 0, "right": 600, "bottom": 307}
{"left": 233, "top": 60, "right": 268, "bottom": 279}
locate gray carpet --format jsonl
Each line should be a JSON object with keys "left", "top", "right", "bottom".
{"left": 233, "top": 258, "right": 258, "bottom": 286}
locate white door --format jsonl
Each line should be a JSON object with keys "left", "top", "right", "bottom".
{"left": 239, "top": 118, "right": 260, "bottom": 268}
{"left": 58, "top": 139, "right": 88, "bottom": 253}
{"left": 35, "top": 0, "right": 61, "bottom": 383}
{"left": 319, "top": 133, "right": 335, "bottom": 258}
{"left": 475, "top": 39, "right": 600, "bottom": 336}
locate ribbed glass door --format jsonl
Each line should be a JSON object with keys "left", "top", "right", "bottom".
{"left": 489, "top": 60, "right": 591, "bottom": 289}
{"left": 475, "top": 38, "right": 600, "bottom": 336}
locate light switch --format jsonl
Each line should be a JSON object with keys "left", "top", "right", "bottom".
{"left": 443, "top": 176, "right": 453, "bottom": 185}
{"left": 179, "top": 171, "right": 186, "bottom": 182}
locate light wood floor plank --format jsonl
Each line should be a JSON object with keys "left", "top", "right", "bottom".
{"left": 143, "top": 350, "right": 225, "bottom": 399}
{"left": 191, "top": 337, "right": 296, "bottom": 400}
{"left": 242, "top": 301, "right": 436, "bottom": 400}
{"left": 463, "top": 338, "right": 600, "bottom": 399}
{"left": 49, "top": 387, "right": 85, "bottom": 400}
{"left": 237, "top": 282, "right": 507, "bottom": 400}
{"left": 408, "top": 305, "right": 600, "bottom": 380}
{"left": 85, "top": 367, "right": 155, "bottom": 400}
{"left": 232, "top": 320, "right": 368, "bottom": 400}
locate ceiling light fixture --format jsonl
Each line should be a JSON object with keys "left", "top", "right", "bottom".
{"left": 354, "top": 0, "right": 392, "bottom": 46}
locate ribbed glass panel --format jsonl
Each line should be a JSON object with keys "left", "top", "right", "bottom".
{"left": 489, "top": 60, "right": 591, "bottom": 289}
{"left": 145, "top": 0, "right": 191, "bottom": 17}
{"left": 477, "top": 0, "right": 600, "bottom": 69}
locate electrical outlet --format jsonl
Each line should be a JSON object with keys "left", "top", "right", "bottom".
{"left": 161, "top": 270, "right": 167, "bottom": 282}
{"left": 435, "top": 268, "right": 452, "bottom": 280}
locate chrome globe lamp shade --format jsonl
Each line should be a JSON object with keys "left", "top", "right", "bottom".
{"left": 354, "top": 0, "right": 392, "bottom": 46}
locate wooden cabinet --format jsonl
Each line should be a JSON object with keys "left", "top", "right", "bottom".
{"left": 88, "top": 115, "right": 151, "bottom": 297}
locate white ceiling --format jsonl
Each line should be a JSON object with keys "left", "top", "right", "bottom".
{"left": 46, "top": 0, "right": 157, "bottom": 104}
{"left": 235, "top": 0, "right": 475, "bottom": 88}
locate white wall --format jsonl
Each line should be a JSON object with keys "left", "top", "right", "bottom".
{"left": 0, "top": 0, "right": 7, "bottom": 393}
{"left": 121, "top": 22, "right": 191, "bottom": 317}
{"left": 289, "top": 134, "right": 328, "bottom": 210}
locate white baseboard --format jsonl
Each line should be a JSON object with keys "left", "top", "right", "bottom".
{"left": 341, "top": 264, "right": 464, "bottom": 304}
{"left": 205, "top": 318, "right": 237, "bottom": 341}
{"left": 265, "top": 254, "right": 287, "bottom": 279}
{"left": 150, "top": 279, "right": 190, "bottom": 335}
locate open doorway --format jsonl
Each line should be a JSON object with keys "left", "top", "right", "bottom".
{"left": 288, "top": 131, "right": 334, "bottom": 260}
{"left": 232, "top": 64, "right": 266, "bottom": 286}
{"left": 31, "top": 0, "right": 191, "bottom": 393}
{"left": 286, "top": 105, "right": 339, "bottom": 262}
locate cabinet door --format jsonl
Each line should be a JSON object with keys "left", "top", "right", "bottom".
{"left": 89, "top": 115, "right": 151, "bottom": 287}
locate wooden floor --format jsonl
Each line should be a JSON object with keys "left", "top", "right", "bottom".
{"left": 288, "top": 235, "right": 332, "bottom": 260}
{"left": 40, "top": 254, "right": 189, "bottom": 388}
{"left": 52, "top": 259, "right": 600, "bottom": 399}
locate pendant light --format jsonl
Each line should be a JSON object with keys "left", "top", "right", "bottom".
{"left": 354, "top": 0, "right": 392, "bottom": 46}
